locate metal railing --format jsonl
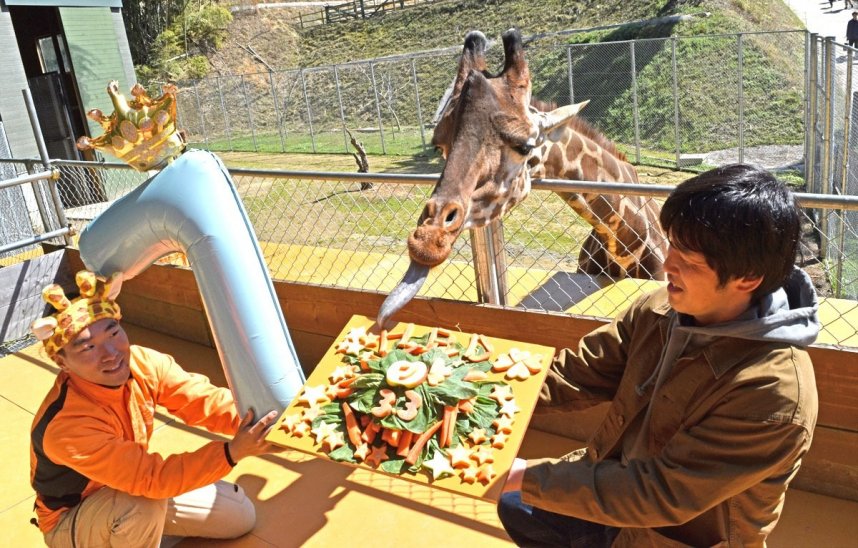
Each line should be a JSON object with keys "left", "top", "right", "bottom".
{"left": 3, "top": 158, "right": 855, "bottom": 349}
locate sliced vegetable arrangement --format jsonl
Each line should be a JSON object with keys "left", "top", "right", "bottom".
{"left": 278, "top": 324, "right": 545, "bottom": 485}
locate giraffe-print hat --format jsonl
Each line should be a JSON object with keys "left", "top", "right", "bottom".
{"left": 30, "top": 270, "right": 123, "bottom": 357}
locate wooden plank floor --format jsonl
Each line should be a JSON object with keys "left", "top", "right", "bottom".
{"left": 1, "top": 324, "right": 856, "bottom": 547}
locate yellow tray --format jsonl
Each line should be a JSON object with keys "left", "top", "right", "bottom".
{"left": 267, "top": 314, "right": 554, "bottom": 501}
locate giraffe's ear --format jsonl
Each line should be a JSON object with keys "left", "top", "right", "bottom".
{"left": 537, "top": 100, "right": 590, "bottom": 133}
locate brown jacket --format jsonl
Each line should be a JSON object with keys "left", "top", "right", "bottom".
{"left": 522, "top": 277, "right": 818, "bottom": 547}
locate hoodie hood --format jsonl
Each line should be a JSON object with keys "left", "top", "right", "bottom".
{"left": 677, "top": 267, "right": 820, "bottom": 347}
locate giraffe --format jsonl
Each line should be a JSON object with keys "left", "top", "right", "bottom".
{"left": 377, "top": 28, "right": 666, "bottom": 326}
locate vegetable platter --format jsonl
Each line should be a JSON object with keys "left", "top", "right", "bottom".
{"left": 266, "top": 315, "right": 554, "bottom": 500}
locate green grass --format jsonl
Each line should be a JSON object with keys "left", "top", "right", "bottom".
{"left": 192, "top": 126, "right": 428, "bottom": 156}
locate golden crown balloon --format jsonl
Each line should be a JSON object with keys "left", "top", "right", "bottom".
{"left": 76, "top": 81, "right": 186, "bottom": 172}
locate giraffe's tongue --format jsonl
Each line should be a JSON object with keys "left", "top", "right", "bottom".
{"left": 376, "top": 261, "right": 430, "bottom": 328}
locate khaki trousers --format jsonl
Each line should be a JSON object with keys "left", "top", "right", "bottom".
{"left": 43, "top": 481, "right": 255, "bottom": 547}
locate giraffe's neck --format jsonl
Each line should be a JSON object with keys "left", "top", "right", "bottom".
{"left": 527, "top": 124, "right": 666, "bottom": 279}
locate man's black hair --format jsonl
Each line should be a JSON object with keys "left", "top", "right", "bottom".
{"left": 659, "top": 164, "right": 800, "bottom": 301}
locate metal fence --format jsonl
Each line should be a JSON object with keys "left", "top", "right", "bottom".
{"left": 806, "top": 36, "right": 858, "bottom": 302}
{"left": 175, "top": 30, "right": 808, "bottom": 168}
{"left": 2, "top": 158, "right": 856, "bottom": 349}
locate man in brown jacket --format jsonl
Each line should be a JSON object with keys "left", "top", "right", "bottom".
{"left": 499, "top": 164, "right": 819, "bottom": 547}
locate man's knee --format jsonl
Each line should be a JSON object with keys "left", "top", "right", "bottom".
{"left": 221, "top": 483, "right": 256, "bottom": 538}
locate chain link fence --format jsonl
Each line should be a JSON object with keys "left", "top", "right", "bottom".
{"left": 175, "top": 30, "right": 808, "bottom": 167}
{"left": 2, "top": 158, "right": 855, "bottom": 348}
{"left": 807, "top": 36, "right": 858, "bottom": 301}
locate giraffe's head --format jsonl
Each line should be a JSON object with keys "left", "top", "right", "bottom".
{"left": 409, "top": 29, "right": 586, "bottom": 267}
{"left": 377, "top": 29, "right": 585, "bottom": 327}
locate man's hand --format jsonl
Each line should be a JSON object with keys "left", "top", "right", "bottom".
{"left": 502, "top": 457, "right": 527, "bottom": 493}
{"left": 227, "top": 410, "right": 282, "bottom": 463}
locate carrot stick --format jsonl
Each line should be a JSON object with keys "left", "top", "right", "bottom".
{"left": 457, "top": 398, "right": 474, "bottom": 414}
{"left": 396, "top": 430, "right": 414, "bottom": 457}
{"left": 341, "top": 402, "right": 363, "bottom": 447}
{"left": 378, "top": 330, "right": 389, "bottom": 356}
{"left": 437, "top": 327, "right": 452, "bottom": 338}
{"left": 445, "top": 406, "right": 459, "bottom": 447}
{"left": 478, "top": 334, "right": 494, "bottom": 354}
{"left": 381, "top": 428, "right": 401, "bottom": 447}
{"left": 439, "top": 405, "right": 455, "bottom": 447}
{"left": 464, "top": 333, "right": 478, "bottom": 356}
{"left": 400, "top": 323, "right": 414, "bottom": 344}
{"left": 425, "top": 328, "right": 438, "bottom": 348}
{"left": 362, "top": 421, "right": 380, "bottom": 444}
{"left": 405, "top": 420, "right": 444, "bottom": 465}
{"left": 338, "top": 376, "right": 358, "bottom": 388}
{"left": 444, "top": 347, "right": 460, "bottom": 357}
{"left": 385, "top": 331, "right": 403, "bottom": 340}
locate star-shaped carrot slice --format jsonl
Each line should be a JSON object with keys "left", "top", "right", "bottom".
{"left": 353, "top": 442, "right": 371, "bottom": 462}
{"left": 422, "top": 451, "right": 456, "bottom": 481}
{"left": 298, "top": 384, "right": 330, "bottom": 406}
{"left": 460, "top": 465, "right": 479, "bottom": 484}
{"left": 489, "top": 384, "right": 514, "bottom": 403}
{"left": 468, "top": 428, "right": 488, "bottom": 445}
{"left": 311, "top": 421, "right": 339, "bottom": 444}
{"left": 360, "top": 331, "right": 379, "bottom": 349}
{"left": 499, "top": 399, "right": 521, "bottom": 417}
{"left": 292, "top": 421, "right": 311, "bottom": 437}
{"left": 447, "top": 445, "right": 473, "bottom": 468}
{"left": 336, "top": 339, "right": 363, "bottom": 356}
{"left": 364, "top": 444, "right": 390, "bottom": 467}
{"left": 491, "top": 432, "right": 509, "bottom": 449}
{"left": 492, "top": 415, "right": 514, "bottom": 434}
{"left": 292, "top": 422, "right": 310, "bottom": 438}
{"left": 280, "top": 413, "right": 303, "bottom": 433}
{"left": 477, "top": 464, "right": 496, "bottom": 484}
{"left": 329, "top": 365, "right": 355, "bottom": 384}
{"left": 321, "top": 431, "right": 345, "bottom": 453}
{"left": 471, "top": 445, "right": 495, "bottom": 465}
{"left": 302, "top": 406, "right": 323, "bottom": 423}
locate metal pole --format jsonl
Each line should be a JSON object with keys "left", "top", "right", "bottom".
{"left": 807, "top": 34, "right": 819, "bottom": 194}
{"left": 630, "top": 41, "right": 641, "bottom": 164}
{"left": 737, "top": 34, "right": 745, "bottom": 164}
{"left": 469, "top": 220, "right": 507, "bottom": 306}
{"left": 835, "top": 48, "right": 853, "bottom": 298}
{"left": 803, "top": 32, "right": 813, "bottom": 191}
{"left": 820, "top": 37, "right": 834, "bottom": 260}
{"left": 216, "top": 76, "right": 233, "bottom": 150}
{"left": 369, "top": 61, "right": 387, "bottom": 154}
{"left": 192, "top": 80, "right": 210, "bottom": 148}
{"left": 0, "top": 226, "right": 71, "bottom": 255}
{"left": 671, "top": 37, "right": 681, "bottom": 168}
{"left": 411, "top": 58, "right": 427, "bottom": 154}
{"left": 567, "top": 45, "right": 575, "bottom": 104}
{"left": 300, "top": 69, "right": 317, "bottom": 153}
{"left": 334, "top": 65, "right": 349, "bottom": 152}
{"left": 269, "top": 71, "right": 286, "bottom": 152}
{"left": 23, "top": 88, "right": 72, "bottom": 245}
{"left": 240, "top": 75, "right": 259, "bottom": 152}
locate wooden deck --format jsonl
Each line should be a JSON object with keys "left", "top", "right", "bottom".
{"left": 2, "top": 324, "right": 856, "bottom": 547}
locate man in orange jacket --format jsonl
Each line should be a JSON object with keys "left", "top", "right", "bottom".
{"left": 29, "top": 270, "right": 281, "bottom": 547}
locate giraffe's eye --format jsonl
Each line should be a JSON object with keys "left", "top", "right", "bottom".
{"left": 514, "top": 143, "right": 534, "bottom": 156}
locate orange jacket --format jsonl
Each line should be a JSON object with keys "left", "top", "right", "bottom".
{"left": 30, "top": 345, "right": 241, "bottom": 533}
